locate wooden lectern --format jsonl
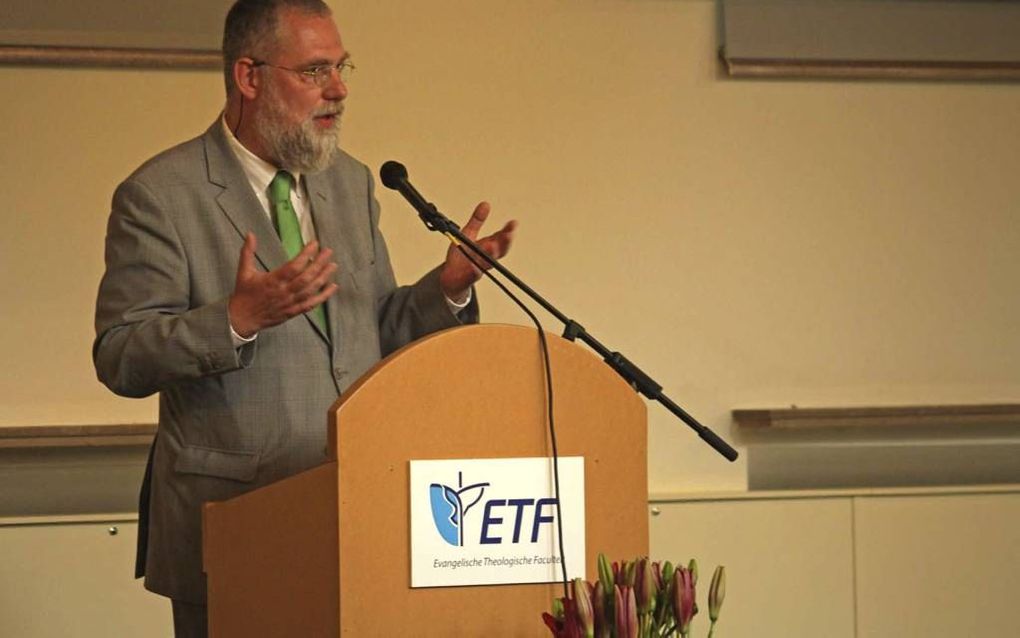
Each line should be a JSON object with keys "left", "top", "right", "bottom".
{"left": 203, "top": 324, "right": 648, "bottom": 637}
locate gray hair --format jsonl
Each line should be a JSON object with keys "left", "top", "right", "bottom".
{"left": 222, "top": 0, "right": 332, "bottom": 95}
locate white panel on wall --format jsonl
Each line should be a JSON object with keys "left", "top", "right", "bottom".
{"left": 0, "top": 520, "right": 171, "bottom": 637}
{"left": 649, "top": 497, "right": 855, "bottom": 638}
{"left": 854, "top": 492, "right": 1020, "bottom": 637}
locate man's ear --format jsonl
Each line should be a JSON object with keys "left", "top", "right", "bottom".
{"left": 234, "top": 58, "right": 261, "bottom": 100}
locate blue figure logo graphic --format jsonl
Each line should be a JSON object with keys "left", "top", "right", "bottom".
{"left": 429, "top": 472, "right": 490, "bottom": 547}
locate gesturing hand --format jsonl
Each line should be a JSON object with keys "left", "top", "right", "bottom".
{"left": 438, "top": 202, "right": 517, "bottom": 303}
{"left": 228, "top": 232, "right": 339, "bottom": 338}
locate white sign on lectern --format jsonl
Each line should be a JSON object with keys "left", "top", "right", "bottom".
{"left": 409, "top": 456, "right": 586, "bottom": 588}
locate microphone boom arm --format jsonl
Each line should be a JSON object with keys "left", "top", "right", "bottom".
{"left": 380, "top": 162, "right": 739, "bottom": 462}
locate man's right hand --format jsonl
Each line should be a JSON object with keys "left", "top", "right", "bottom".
{"left": 228, "top": 232, "right": 339, "bottom": 338}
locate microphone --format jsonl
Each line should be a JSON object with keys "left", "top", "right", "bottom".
{"left": 379, "top": 160, "right": 408, "bottom": 189}
{"left": 379, "top": 161, "right": 456, "bottom": 233}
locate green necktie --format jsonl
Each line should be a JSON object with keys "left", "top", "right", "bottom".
{"left": 269, "top": 171, "right": 328, "bottom": 334}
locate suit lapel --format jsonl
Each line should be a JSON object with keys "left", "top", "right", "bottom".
{"left": 305, "top": 170, "right": 343, "bottom": 348}
{"left": 202, "top": 121, "right": 289, "bottom": 274}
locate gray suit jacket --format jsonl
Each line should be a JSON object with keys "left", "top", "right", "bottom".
{"left": 94, "top": 120, "right": 476, "bottom": 603}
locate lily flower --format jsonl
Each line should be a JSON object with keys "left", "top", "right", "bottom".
{"left": 573, "top": 578, "right": 595, "bottom": 638}
{"left": 672, "top": 567, "right": 696, "bottom": 636}
{"left": 709, "top": 566, "right": 726, "bottom": 622}
{"left": 614, "top": 585, "right": 639, "bottom": 638}
{"left": 660, "top": 561, "right": 675, "bottom": 597}
{"left": 622, "top": 560, "right": 637, "bottom": 587}
{"left": 592, "top": 580, "right": 612, "bottom": 638}
{"left": 543, "top": 556, "right": 728, "bottom": 638}
{"left": 688, "top": 559, "right": 700, "bottom": 616}
{"left": 543, "top": 597, "right": 584, "bottom": 638}
{"left": 634, "top": 557, "right": 658, "bottom": 616}
{"left": 652, "top": 560, "right": 664, "bottom": 591}
{"left": 598, "top": 553, "right": 615, "bottom": 592}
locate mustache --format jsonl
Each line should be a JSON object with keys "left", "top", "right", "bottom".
{"left": 313, "top": 103, "right": 344, "bottom": 118}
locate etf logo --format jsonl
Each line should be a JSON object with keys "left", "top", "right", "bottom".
{"left": 429, "top": 471, "right": 558, "bottom": 547}
{"left": 429, "top": 472, "right": 489, "bottom": 547}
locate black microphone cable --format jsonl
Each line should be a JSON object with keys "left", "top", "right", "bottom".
{"left": 442, "top": 234, "right": 571, "bottom": 601}
{"left": 380, "top": 160, "right": 573, "bottom": 597}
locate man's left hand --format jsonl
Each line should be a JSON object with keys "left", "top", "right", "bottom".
{"left": 438, "top": 202, "right": 517, "bottom": 303}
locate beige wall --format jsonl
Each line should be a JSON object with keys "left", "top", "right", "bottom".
{"left": 1, "top": 0, "right": 1018, "bottom": 492}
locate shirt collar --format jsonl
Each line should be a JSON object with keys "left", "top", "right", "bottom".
{"left": 220, "top": 115, "right": 304, "bottom": 200}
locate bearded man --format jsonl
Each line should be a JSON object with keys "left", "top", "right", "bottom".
{"left": 92, "top": 1, "right": 515, "bottom": 635}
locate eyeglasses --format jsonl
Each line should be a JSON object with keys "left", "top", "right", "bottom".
{"left": 251, "top": 59, "right": 355, "bottom": 87}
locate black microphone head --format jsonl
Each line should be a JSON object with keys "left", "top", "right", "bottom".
{"left": 379, "top": 161, "right": 408, "bottom": 189}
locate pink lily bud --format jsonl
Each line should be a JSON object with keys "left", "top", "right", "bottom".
{"left": 652, "top": 561, "right": 664, "bottom": 591}
{"left": 563, "top": 598, "right": 583, "bottom": 638}
{"left": 672, "top": 567, "right": 696, "bottom": 635}
{"left": 688, "top": 559, "right": 700, "bottom": 615}
{"left": 622, "top": 560, "right": 637, "bottom": 587}
{"left": 573, "top": 578, "right": 595, "bottom": 638}
{"left": 634, "top": 557, "right": 658, "bottom": 615}
{"left": 592, "top": 580, "right": 611, "bottom": 638}
{"left": 633, "top": 559, "right": 646, "bottom": 611}
{"left": 708, "top": 565, "right": 726, "bottom": 622}
{"left": 614, "top": 585, "right": 639, "bottom": 638}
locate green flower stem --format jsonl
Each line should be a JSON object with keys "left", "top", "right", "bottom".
{"left": 640, "top": 614, "right": 653, "bottom": 638}
{"left": 707, "top": 620, "right": 717, "bottom": 638}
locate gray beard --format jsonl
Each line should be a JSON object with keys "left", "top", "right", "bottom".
{"left": 257, "top": 91, "right": 343, "bottom": 174}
